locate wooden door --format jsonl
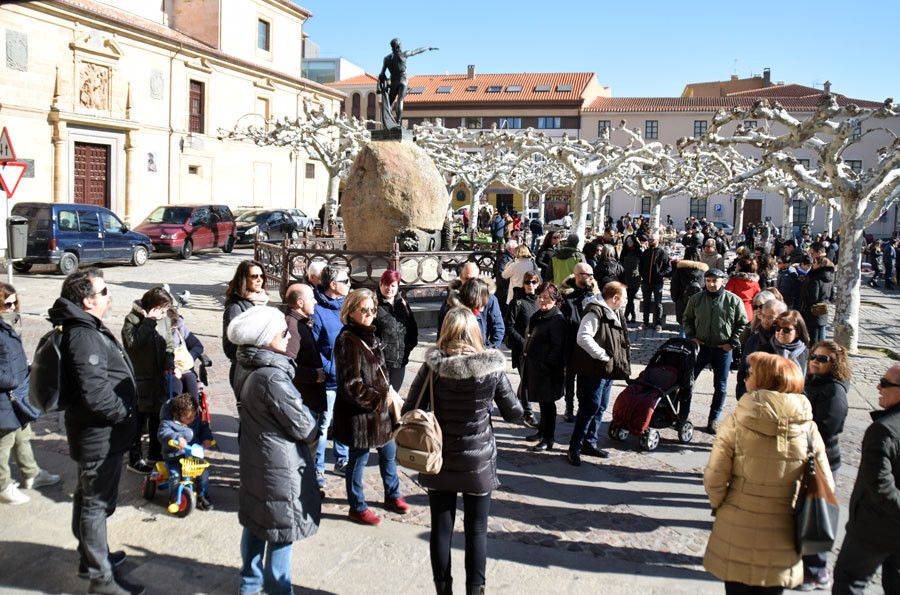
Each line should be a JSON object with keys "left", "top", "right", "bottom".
{"left": 495, "top": 193, "right": 514, "bottom": 215}
{"left": 74, "top": 142, "right": 110, "bottom": 208}
{"left": 744, "top": 199, "right": 763, "bottom": 226}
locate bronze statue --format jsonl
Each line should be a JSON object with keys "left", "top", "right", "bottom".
{"left": 378, "top": 38, "right": 437, "bottom": 130}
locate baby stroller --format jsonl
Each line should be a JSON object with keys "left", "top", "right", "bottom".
{"left": 609, "top": 338, "right": 699, "bottom": 451}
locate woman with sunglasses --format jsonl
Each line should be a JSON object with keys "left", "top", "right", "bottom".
{"left": 0, "top": 284, "right": 60, "bottom": 505}
{"left": 223, "top": 260, "right": 269, "bottom": 391}
{"left": 770, "top": 310, "right": 810, "bottom": 375}
{"left": 332, "top": 288, "right": 407, "bottom": 526}
{"left": 505, "top": 271, "right": 541, "bottom": 428}
{"left": 704, "top": 352, "right": 833, "bottom": 594}
{"left": 800, "top": 340, "right": 850, "bottom": 590}
{"left": 619, "top": 235, "right": 643, "bottom": 323}
{"left": 535, "top": 232, "right": 560, "bottom": 282}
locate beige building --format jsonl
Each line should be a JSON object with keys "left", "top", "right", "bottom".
{"left": 0, "top": 0, "right": 343, "bottom": 231}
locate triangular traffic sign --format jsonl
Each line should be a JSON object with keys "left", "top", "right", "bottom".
{"left": 0, "top": 127, "right": 16, "bottom": 161}
{"left": 0, "top": 161, "right": 26, "bottom": 198}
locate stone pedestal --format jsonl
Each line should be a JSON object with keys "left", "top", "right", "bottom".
{"left": 341, "top": 140, "right": 447, "bottom": 254}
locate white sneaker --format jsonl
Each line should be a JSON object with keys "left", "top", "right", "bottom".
{"left": 0, "top": 482, "right": 30, "bottom": 505}
{"left": 23, "top": 469, "right": 61, "bottom": 489}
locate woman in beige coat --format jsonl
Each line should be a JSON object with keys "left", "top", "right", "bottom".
{"left": 703, "top": 352, "right": 833, "bottom": 594}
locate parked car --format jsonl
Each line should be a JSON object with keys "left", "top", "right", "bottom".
{"left": 234, "top": 209, "right": 298, "bottom": 244}
{"left": 285, "top": 208, "right": 315, "bottom": 232}
{"left": 10, "top": 202, "right": 153, "bottom": 275}
{"left": 548, "top": 212, "right": 592, "bottom": 229}
{"left": 711, "top": 221, "right": 735, "bottom": 235}
{"left": 134, "top": 204, "right": 236, "bottom": 259}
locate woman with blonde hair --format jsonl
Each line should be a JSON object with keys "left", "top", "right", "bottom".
{"left": 404, "top": 307, "right": 522, "bottom": 595}
{"left": 704, "top": 352, "right": 833, "bottom": 594}
{"left": 332, "top": 288, "right": 407, "bottom": 526}
{"left": 501, "top": 244, "right": 539, "bottom": 304}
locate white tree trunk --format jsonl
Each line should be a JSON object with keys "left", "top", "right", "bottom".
{"left": 538, "top": 191, "right": 546, "bottom": 222}
{"left": 825, "top": 205, "right": 835, "bottom": 237}
{"left": 324, "top": 174, "right": 340, "bottom": 233}
{"left": 832, "top": 202, "right": 865, "bottom": 353}
{"left": 732, "top": 191, "right": 746, "bottom": 244}
{"left": 806, "top": 202, "right": 816, "bottom": 226}
{"left": 469, "top": 185, "right": 482, "bottom": 236}
{"left": 571, "top": 178, "right": 590, "bottom": 246}
{"left": 781, "top": 191, "right": 794, "bottom": 240}
{"left": 599, "top": 194, "right": 610, "bottom": 232}
{"left": 649, "top": 195, "right": 662, "bottom": 231}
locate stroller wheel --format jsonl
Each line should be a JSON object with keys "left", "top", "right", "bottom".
{"left": 678, "top": 422, "right": 694, "bottom": 443}
{"left": 640, "top": 429, "right": 660, "bottom": 451}
{"left": 609, "top": 424, "right": 628, "bottom": 442}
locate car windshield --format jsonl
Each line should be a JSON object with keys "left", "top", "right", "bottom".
{"left": 145, "top": 206, "right": 193, "bottom": 224}
{"left": 236, "top": 210, "right": 264, "bottom": 222}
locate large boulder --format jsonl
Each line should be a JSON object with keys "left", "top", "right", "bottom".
{"left": 341, "top": 141, "right": 447, "bottom": 252}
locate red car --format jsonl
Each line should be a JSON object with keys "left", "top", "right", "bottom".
{"left": 135, "top": 204, "right": 237, "bottom": 259}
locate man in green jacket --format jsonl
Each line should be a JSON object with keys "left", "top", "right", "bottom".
{"left": 683, "top": 268, "right": 748, "bottom": 433}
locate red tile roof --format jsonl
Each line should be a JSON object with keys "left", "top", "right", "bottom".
{"left": 584, "top": 93, "right": 883, "bottom": 113}
{"left": 327, "top": 73, "right": 379, "bottom": 87}
{"left": 401, "top": 72, "right": 596, "bottom": 105}
{"left": 726, "top": 84, "right": 822, "bottom": 98}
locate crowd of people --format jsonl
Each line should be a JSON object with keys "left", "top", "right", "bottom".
{"left": 0, "top": 204, "right": 898, "bottom": 594}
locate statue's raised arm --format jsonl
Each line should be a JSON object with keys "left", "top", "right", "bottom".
{"left": 378, "top": 38, "right": 439, "bottom": 130}
{"left": 403, "top": 46, "right": 438, "bottom": 58}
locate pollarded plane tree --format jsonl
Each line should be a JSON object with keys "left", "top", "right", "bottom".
{"left": 498, "top": 153, "right": 575, "bottom": 223}
{"left": 692, "top": 95, "right": 900, "bottom": 351}
{"left": 415, "top": 122, "right": 526, "bottom": 236}
{"left": 219, "top": 100, "right": 371, "bottom": 228}
{"left": 701, "top": 147, "right": 763, "bottom": 244}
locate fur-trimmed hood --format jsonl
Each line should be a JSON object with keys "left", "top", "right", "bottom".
{"left": 729, "top": 271, "right": 760, "bottom": 283}
{"left": 424, "top": 346, "right": 506, "bottom": 380}
{"left": 677, "top": 259, "right": 709, "bottom": 271}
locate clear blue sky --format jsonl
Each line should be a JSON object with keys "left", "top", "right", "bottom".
{"left": 297, "top": 0, "right": 898, "bottom": 101}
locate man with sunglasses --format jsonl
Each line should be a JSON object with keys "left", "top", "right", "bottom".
{"left": 833, "top": 364, "right": 900, "bottom": 594}
{"left": 48, "top": 269, "right": 144, "bottom": 594}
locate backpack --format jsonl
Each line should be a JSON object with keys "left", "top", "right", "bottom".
{"left": 393, "top": 370, "right": 442, "bottom": 474}
{"left": 28, "top": 325, "right": 68, "bottom": 413}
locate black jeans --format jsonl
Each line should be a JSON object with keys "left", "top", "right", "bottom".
{"left": 625, "top": 283, "right": 639, "bottom": 321}
{"left": 514, "top": 364, "right": 533, "bottom": 416}
{"left": 723, "top": 582, "right": 783, "bottom": 594}
{"left": 130, "top": 411, "right": 162, "bottom": 464}
{"left": 428, "top": 490, "right": 491, "bottom": 588}
{"left": 170, "top": 371, "right": 199, "bottom": 403}
{"left": 641, "top": 283, "right": 664, "bottom": 326}
{"left": 564, "top": 368, "right": 576, "bottom": 415}
{"left": 833, "top": 531, "right": 900, "bottom": 595}
{"left": 71, "top": 452, "right": 124, "bottom": 580}
{"left": 537, "top": 401, "right": 557, "bottom": 445}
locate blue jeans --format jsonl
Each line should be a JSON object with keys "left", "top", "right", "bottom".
{"left": 316, "top": 389, "right": 348, "bottom": 480}
{"left": 530, "top": 233, "right": 542, "bottom": 254}
{"left": 692, "top": 344, "right": 733, "bottom": 424}
{"left": 810, "top": 325, "right": 826, "bottom": 344}
{"left": 569, "top": 376, "right": 612, "bottom": 453}
{"left": 346, "top": 440, "right": 401, "bottom": 513}
{"left": 239, "top": 527, "right": 293, "bottom": 595}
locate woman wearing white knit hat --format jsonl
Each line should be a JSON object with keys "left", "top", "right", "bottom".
{"left": 227, "top": 306, "right": 320, "bottom": 594}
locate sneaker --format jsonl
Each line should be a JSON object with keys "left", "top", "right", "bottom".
{"left": 23, "top": 469, "right": 61, "bottom": 489}
{"left": 566, "top": 449, "right": 582, "bottom": 466}
{"left": 127, "top": 460, "right": 152, "bottom": 474}
{"left": 523, "top": 413, "right": 539, "bottom": 429}
{"left": 332, "top": 460, "right": 348, "bottom": 478}
{"left": 384, "top": 497, "right": 410, "bottom": 514}
{"left": 78, "top": 551, "right": 127, "bottom": 579}
{"left": 88, "top": 574, "right": 145, "bottom": 595}
{"left": 581, "top": 444, "right": 610, "bottom": 458}
{"left": 349, "top": 508, "right": 381, "bottom": 526}
{"left": 797, "top": 571, "right": 833, "bottom": 591}
{"left": 530, "top": 442, "right": 553, "bottom": 452}
{"left": 197, "top": 495, "right": 214, "bottom": 511}
{"left": 0, "top": 482, "right": 29, "bottom": 505}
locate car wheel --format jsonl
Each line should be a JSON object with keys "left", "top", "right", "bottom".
{"left": 179, "top": 240, "right": 193, "bottom": 260}
{"left": 222, "top": 236, "right": 235, "bottom": 253}
{"left": 58, "top": 252, "right": 79, "bottom": 275}
{"left": 131, "top": 245, "right": 149, "bottom": 267}
{"left": 12, "top": 262, "right": 32, "bottom": 273}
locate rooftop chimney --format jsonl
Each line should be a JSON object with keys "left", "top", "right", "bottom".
{"left": 763, "top": 67, "right": 771, "bottom": 86}
{"left": 730, "top": 74, "right": 739, "bottom": 81}
{"left": 467, "top": 64, "right": 476, "bottom": 79}
{"left": 823, "top": 80, "right": 832, "bottom": 94}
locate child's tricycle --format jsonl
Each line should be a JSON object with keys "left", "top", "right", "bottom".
{"left": 140, "top": 442, "right": 209, "bottom": 517}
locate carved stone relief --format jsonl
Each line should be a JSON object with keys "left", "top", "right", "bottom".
{"left": 5, "top": 30, "right": 27, "bottom": 71}
{"left": 79, "top": 62, "right": 110, "bottom": 110}
{"left": 150, "top": 70, "right": 164, "bottom": 100}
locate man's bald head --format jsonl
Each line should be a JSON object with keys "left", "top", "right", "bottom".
{"left": 573, "top": 263, "right": 594, "bottom": 289}
{"left": 878, "top": 364, "right": 900, "bottom": 410}
{"left": 285, "top": 283, "right": 315, "bottom": 316}
{"left": 460, "top": 262, "right": 480, "bottom": 283}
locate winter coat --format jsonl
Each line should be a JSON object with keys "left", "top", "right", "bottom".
{"left": 798, "top": 263, "right": 835, "bottom": 330}
{"left": 725, "top": 272, "right": 762, "bottom": 322}
{"left": 501, "top": 257, "right": 539, "bottom": 304}
{"left": 504, "top": 288, "right": 538, "bottom": 367}
{"left": 122, "top": 301, "right": 174, "bottom": 413}
{"left": 490, "top": 215, "right": 506, "bottom": 239}
{"left": 570, "top": 295, "right": 631, "bottom": 380}
{"left": 284, "top": 309, "right": 327, "bottom": 414}
{"left": 0, "top": 317, "right": 30, "bottom": 431}
{"left": 437, "top": 279, "right": 505, "bottom": 349}
{"left": 776, "top": 267, "right": 802, "bottom": 310}
{"left": 698, "top": 251, "right": 726, "bottom": 273}
{"left": 804, "top": 374, "right": 849, "bottom": 470}
{"left": 670, "top": 260, "right": 708, "bottom": 324}
{"left": 639, "top": 245, "right": 672, "bottom": 287}
{"left": 158, "top": 418, "right": 194, "bottom": 459}
{"left": 868, "top": 246, "right": 883, "bottom": 273}
{"left": 522, "top": 307, "right": 567, "bottom": 403}
{"left": 49, "top": 298, "right": 138, "bottom": 463}
{"left": 535, "top": 246, "right": 556, "bottom": 280}
{"left": 683, "top": 289, "right": 748, "bottom": 349}
{"left": 375, "top": 294, "right": 418, "bottom": 368}
{"left": 494, "top": 251, "right": 515, "bottom": 307}
{"left": 594, "top": 259, "right": 624, "bottom": 291}
{"left": 404, "top": 348, "right": 522, "bottom": 494}
{"left": 844, "top": 403, "right": 900, "bottom": 550}
{"left": 222, "top": 295, "right": 253, "bottom": 362}
{"left": 332, "top": 323, "right": 393, "bottom": 450}
{"left": 768, "top": 336, "right": 808, "bottom": 376}
{"left": 883, "top": 243, "right": 896, "bottom": 274}
{"left": 311, "top": 288, "right": 345, "bottom": 391}
{"left": 735, "top": 329, "right": 775, "bottom": 398}
{"left": 703, "top": 389, "right": 832, "bottom": 588}
{"left": 551, "top": 247, "right": 586, "bottom": 287}
{"left": 234, "top": 346, "right": 320, "bottom": 544}
{"left": 172, "top": 316, "right": 204, "bottom": 367}
{"left": 559, "top": 275, "right": 600, "bottom": 362}
{"left": 619, "top": 247, "right": 643, "bottom": 290}
{"left": 158, "top": 398, "right": 213, "bottom": 456}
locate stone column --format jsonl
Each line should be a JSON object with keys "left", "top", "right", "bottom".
{"left": 50, "top": 116, "right": 66, "bottom": 203}
{"left": 124, "top": 130, "right": 137, "bottom": 224}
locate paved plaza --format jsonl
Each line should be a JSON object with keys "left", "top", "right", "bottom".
{"left": 0, "top": 250, "right": 897, "bottom": 594}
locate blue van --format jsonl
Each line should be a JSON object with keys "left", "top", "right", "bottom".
{"left": 10, "top": 202, "right": 153, "bottom": 275}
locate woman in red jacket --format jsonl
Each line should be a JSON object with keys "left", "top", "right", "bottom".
{"left": 725, "top": 257, "right": 762, "bottom": 322}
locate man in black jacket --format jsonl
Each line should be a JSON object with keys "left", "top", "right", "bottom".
{"left": 50, "top": 269, "right": 143, "bottom": 595}
{"left": 833, "top": 364, "right": 900, "bottom": 595}
{"left": 639, "top": 232, "right": 672, "bottom": 331}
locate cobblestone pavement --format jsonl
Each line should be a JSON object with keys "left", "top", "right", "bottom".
{"left": 2, "top": 250, "right": 897, "bottom": 594}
